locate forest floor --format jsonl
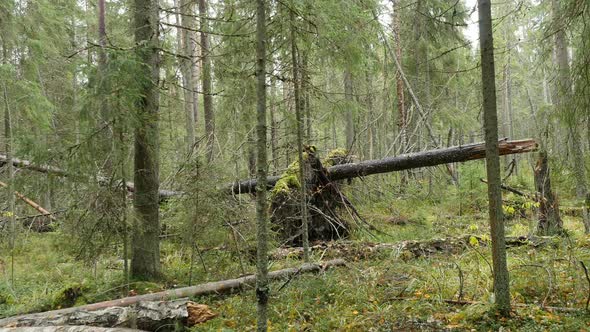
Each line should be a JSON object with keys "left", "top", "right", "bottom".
{"left": 2, "top": 173, "right": 590, "bottom": 331}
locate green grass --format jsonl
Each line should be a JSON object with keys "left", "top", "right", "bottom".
{"left": 2, "top": 171, "right": 590, "bottom": 330}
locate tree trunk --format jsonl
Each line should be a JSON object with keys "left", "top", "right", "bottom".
{"left": 0, "top": 260, "right": 345, "bottom": 329}
{"left": 534, "top": 151, "right": 562, "bottom": 235}
{"left": 302, "top": 52, "right": 311, "bottom": 141}
{"left": 199, "top": 0, "right": 215, "bottom": 162}
{"left": 366, "top": 72, "right": 376, "bottom": 160}
{"left": 230, "top": 139, "right": 538, "bottom": 194}
{"left": 1, "top": 327, "right": 144, "bottom": 332}
{"left": 344, "top": 69, "right": 354, "bottom": 151}
{"left": 478, "top": 0, "right": 511, "bottom": 316}
{"left": 551, "top": 0, "right": 590, "bottom": 232}
{"left": 98, "top": 0, "right": 109, "bottom": 128}
{"left": 132, "top": 0, "right": 161, "bottom": 279}
{"left": 2, "top": 72, "right": 16, "bottom": 285}
{"left": 505, "top": 41, "right": 516, "bottom": 175}
{"left": 270, "top": 79, "right": 279, "bottom": 175}
{"left": 255, "top": 0, "right": 269, "bottom": 330}
{"left": 176, "top": 0, "right": 196, "bottom": 153}
{"left": 290, "top": 8, "right": 309, "bottom": 262}
{"left": 0, "top": 299, "right": 214, "bottom": 331}
{"left": 392, "top": 2, "right": 407, "bottom": 157}
{"left": 392, "top": 3, "right": 406, "bottom": 147}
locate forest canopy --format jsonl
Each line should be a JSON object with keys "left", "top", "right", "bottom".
{"left": 1, "top": 0, "right": 590, "bottom": 330}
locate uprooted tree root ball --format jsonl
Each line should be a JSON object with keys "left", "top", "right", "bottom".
{"left": 270, "top": 147, "right": 355, "bottom": 246}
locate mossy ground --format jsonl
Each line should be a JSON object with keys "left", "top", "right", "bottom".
{"left": 2, "top": 165, "right": 590, "bottom": 331}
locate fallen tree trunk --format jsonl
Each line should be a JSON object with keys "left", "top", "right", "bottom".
{"left": 0, "top": 259, "right": 345, "bottom": 328}
{"left": 0, "top": 327, "right": 145, "bottom": 332}
{"left": 0, "top": 155, "right": 67, "bottom": 177}
{"left": 229, "top": 139, "right": 538, "bottom": 194}
{"left": 0, "top": 155, "right": 181, "bottom": 200}
{"left": 0, "top": 299, "right": 212, "bottom": 331}
{"left": 1, "top": 139, "right": 537, "bottom": 199}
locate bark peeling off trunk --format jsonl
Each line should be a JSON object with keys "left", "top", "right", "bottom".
{"left": 0, "top": 327, "right": 145, "bottom": 332}
{"left": 0, "top": 260, "right": 345, "bottom": 329}
{"left": 0, "top": 299, "right": 214, "bottom": 331}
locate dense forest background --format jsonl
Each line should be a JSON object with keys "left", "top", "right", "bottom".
{"left": 1, "top": 0, "right": 590, "bottom": 330}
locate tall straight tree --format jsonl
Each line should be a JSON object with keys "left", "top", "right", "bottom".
{"left": 255, "top": 0, "right": 269, "bottom": 330}
{"left": 3, "top": 66, "right": 16, "bottom": 286}
{"left": 131, "top": 0, "right": 161, "bottom": 279}
{"left": 391, "top": 2, "right": 408, "bottom": 186}
{"left": 98, "top": 0, "right": 109, "bottom": 136}
{"left": 551, "top": 0, "right": 590, "bottom": 233}
{"left": 176, "top": 0, "right": 197, "bottom": 153}
{"left": 344, "top": 69, "right": 354, "bottom": 150}
{"left": 290, "top": 7, "right": 309, "bottom": 262}
{"left": 199, "top": 0, "right": 215, "bottom": 162}
{"left": 478, "top": 0, "right": 511, "bottom": 316}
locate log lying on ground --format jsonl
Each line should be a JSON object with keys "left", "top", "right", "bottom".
{"left": 0, "top": 327, "right": 145, "bottom": 332}
{"left": 229, "top": 139, "right": 538, "bottom": 194}
{"left": 0, "top": 299, "right": 215, "bottom": 331}
{"left": 271, "top": 236, "right": 551, "bottom": 260}
{"left": 0, "top": 259, "right": 345, "bottom": 329}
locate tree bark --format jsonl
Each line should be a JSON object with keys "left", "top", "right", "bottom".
{"left": 534, "top": 151, "right": 562, "bottom": 235}
{"left": 132, "top": 0, "right": 161, "bottom": 279}
{"left": 392, "top": 2, "right": 407, "bottom": 158}
{"left": 229, "top": 139, "right": 538, "bottom": 194}
{"left": 551, "top": 0, "right": 590, "bottom": 233}
{"left": 290, "top": 8, "right": 309, "bottom": 262}
{"left": 0, "top": 327, "right": 144, "bottom": 332}
{"left": 270, "top": 79, "right": 279, "bottom": 175}
{"left": 199, "top": 0, "right": 215, "bottom": 162}
{"left": 0, "top": 260, "right": 345, "bottom": 329}
{"left": 255, "top": 0, "right": 269, "bottom": 330}
{"left": 97, "top": 0, "right": 110, "bottom": 149}
{"left": 2, "top": 73, "right": 16, "bottom": 285}
{"left": 0, "top": 299, "right": 214, "bottom": 331}
{"left": 344, "top": 70, "right": 354, "bottom": 151}
{"left": 176, "top": 0, "right": 196, "bottom": 153}
{"left": 478, "top": 0, "right": 511, "bottom": 316}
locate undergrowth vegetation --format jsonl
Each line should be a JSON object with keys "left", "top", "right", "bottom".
{"left": 2, "top": 162, "right": 590, "bottom": 330}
